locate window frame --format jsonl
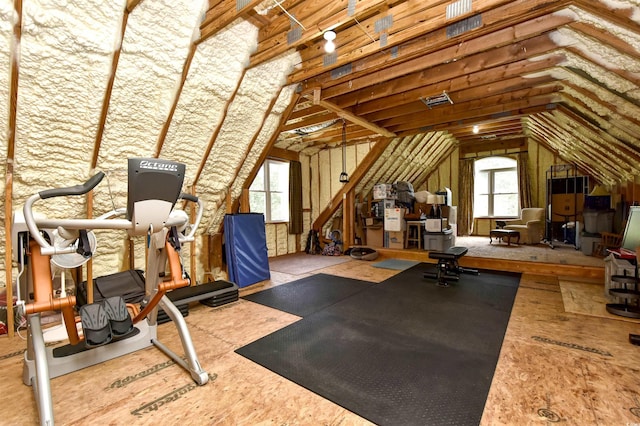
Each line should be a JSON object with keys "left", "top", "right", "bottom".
{"left": 249, "top": 158, "right": 290, "bottom": 223}
{"left": 474, "top": 157, "right": 519, "bottom": 218}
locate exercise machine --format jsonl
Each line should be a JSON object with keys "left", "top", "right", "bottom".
{"left": 423, "top": 246, "right": 479, "bottom": 286}
{"left": 12, "top": 158, "right": 208, "bottom": 425}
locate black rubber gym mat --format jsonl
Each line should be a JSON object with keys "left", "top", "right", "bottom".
{"left": 242, "top": 273, "right": 376, "bottom": 317}
{"left": 236, "top": 264, "right": 519, "bottom": 425}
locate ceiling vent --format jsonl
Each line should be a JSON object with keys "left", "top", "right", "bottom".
{"left": 420, "top": 91, "right": 453, "bottom": 109}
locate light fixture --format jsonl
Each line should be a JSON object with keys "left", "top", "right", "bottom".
{"left": 339, "top": 120, "right": 349, "bottom": 183}
{"left": 324, "top": 30, "right": 336, "bottom": 53}
{"left": 473, "top": 125, "right": 479, "bottom": 134}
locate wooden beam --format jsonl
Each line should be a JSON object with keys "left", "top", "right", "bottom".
{"left": 239, "top": 189, "right": 250, "bottom": 213}
{"left": 250, "top": 0, "right": 397, "bottom": 67}
{"left": 207, "top": 233, "right": 224, "bottom": 282}
{"left": 241, "top": 92, "right": 302, "bottom": 193}
{"left": 155, "top": 42, "right": 197, "bottom": 157}
{"left": 92, "top": 8, "right": 129, "bottom": 169}
{"left": 267, "top": 146, "right": 300, "bottom": 162}
{"left": 226, "top": 86, "right": 285, "bottom": 216}
{"left": 125, "top": 0, "right": 142, "bottom": 12}
{"left": 4, "top": 0, "right": 23, "bottom": 338}
{"left": 194, "top": 68, "right": 247, "bottom": 186}
{"left": 313, "top": 89, "right": 396, "bottom": 137}
{"left": 199, "top": 0, "right": 266, "bottom": 43}
{"left": 387, "top": 93, "right": 561, "bottom": 134}
{"left": 343, "top": 189, "right": 355, "bottom": 249}
{"left": 224, "top": 91, "right": 304, "bottom": 230}
{"left": 280, "top": 111, "right": 339, "bottom": 133}
{"left": 312, "top": 136, "right": 394, "bottom": 230}
{"left": 356, "top": 66, "right": 561, "bottom": 120}
{"left": 289, "top": 0, "right": 570, "bottom": 84}
{"left": 555, "top": 104, "right": 640, "bottom": 174}
{"left": 573, "top": 0, "right": 640, "bottom": 35}
{"left": 459, "top": 138, "right": 527, "bottom": 155}
{"left": 326, "top": 32, "right": 560, "bottom": 108}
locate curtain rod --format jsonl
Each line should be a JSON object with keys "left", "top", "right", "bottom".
{"left": 461, "top": 150, "right": 528, "bottom": 160}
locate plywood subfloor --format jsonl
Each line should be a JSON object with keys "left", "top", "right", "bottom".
{"left": 1, "top": 254, "right": 639, "bottom": 425}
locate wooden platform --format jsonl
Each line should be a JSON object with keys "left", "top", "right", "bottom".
{"left": 374, "top": 247, "right": 605, "bottom": 280}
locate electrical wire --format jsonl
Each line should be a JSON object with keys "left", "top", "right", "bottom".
{"left": 104, "top": 170, "right": 118, "bottom": 213}
{"left": 342, "top": 119, "right": 347, "bottom": 172}
{"left": 340, "top": 120, "right": 349, "bottom": 183}
{"left": 353, "top": 16, "right": 376, "bottom": 43}
{"left": 273, "top": 0, "right": 306, "bottom": 30}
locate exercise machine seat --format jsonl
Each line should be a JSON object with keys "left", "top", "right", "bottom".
{"left": 424, "top": 246, "right": 478, "bottom": 286}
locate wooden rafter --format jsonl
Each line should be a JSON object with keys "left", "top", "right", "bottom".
{"left": 312, "top": 135, "right": 394, "bottom": 230}
{"left": 312, "top": 89, "right": 396, "bottom": 137}
{"left": 92, "top": 8, "right": 130, "bottom": 169}
{"left": 289, "top": 0, "right": 571, "bottom": 84}
{"left": 199, "top": 0, "right": 266, "bottom": 43}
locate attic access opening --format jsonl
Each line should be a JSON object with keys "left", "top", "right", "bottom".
{"left": 420, "top": 91, "right": 453, "bottom": 109}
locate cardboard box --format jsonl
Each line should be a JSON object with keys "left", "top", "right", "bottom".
{"left": 385, "top": 231, "right": 405, "bottom": 249}
{"left": 414, "top": 202, "right": 429, "bottom": 215}
{"left": 366, "top": 227, "right": 384, "bottom": 247}
{"left": 551, "top": 193, "right": 585, "bottom": 221}
{"left": 384, "top": 208, "right": 406, "bottom": 231}
{"left": 425, "top": 218, "right": 448, "bottom": 233}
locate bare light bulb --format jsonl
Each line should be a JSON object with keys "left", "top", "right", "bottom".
{"left": 324, "top": 40, "right": 335, "bottom": 53}
{"left": 324, "top": 30, "right": 336, "bottom": 53}
{"left": 473, "top": 125, "right": 479, "bottom": 134}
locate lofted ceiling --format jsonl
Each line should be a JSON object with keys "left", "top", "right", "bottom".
{"left": 0, "top": 0, "right": 638, "bottom": 285}
{"left": 1, "top": 0, "right": 639, "bottom": 260}
{"left": 208, "top": 0, "right": 640, "bottom": 188}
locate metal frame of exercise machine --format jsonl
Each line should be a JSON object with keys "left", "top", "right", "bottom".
{"left": 12, "top": 158, "right": 208, "bottom": 425}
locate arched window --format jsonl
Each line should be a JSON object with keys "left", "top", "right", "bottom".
{"left": 474, "top": 156, "right": 519, "bottom": 217}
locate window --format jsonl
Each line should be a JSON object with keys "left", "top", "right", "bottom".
{"left": 474, "top": 156, "right": 519, "bottom": 217}
{"left": 249, "top": 159, "right": 289, "bottom": 222}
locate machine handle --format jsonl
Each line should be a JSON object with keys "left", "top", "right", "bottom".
{"left": 39, "top": 172, "right": 105, "bottom": 200}
{"left": 179, "top": 192, "right": 198, "bottom": 203}
{"left": 24, "top": 172, "right": 105, "bottom": 254}
{"left": 174, "top": 195, "right": 203, "bottom": 242}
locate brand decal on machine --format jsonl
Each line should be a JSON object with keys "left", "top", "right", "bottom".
{"left": 139, "top": 160, "right": 178, "bottom": 172}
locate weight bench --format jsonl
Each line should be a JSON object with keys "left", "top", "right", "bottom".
{"left": 423, "top": 246, "right": 479, "bottom": 286}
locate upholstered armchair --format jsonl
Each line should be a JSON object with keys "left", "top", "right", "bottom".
{"left": 503, "top": 208, "right": 545, "bottom": 244}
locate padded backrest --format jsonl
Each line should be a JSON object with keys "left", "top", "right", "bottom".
{"left": 521, "top": 208, "right": 544, "bottom": 223}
